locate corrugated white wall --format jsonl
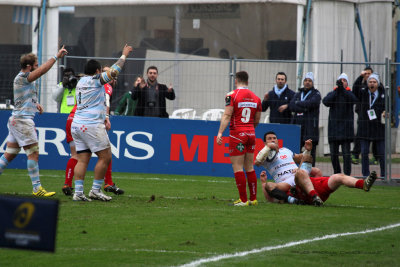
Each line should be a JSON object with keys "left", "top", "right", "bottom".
{"left": 303, "top": 0, "right": 392, "bottom": 155}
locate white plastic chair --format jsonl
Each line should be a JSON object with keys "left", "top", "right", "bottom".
{"left": 201, "top": 109, "right": 225, "bottom": 121}
{"left": 170, "top": 108, "right": 197, "bottom": 119}
{"left": 0, "top": 103, "right": 14, "bottom": 110}
{"left": 263, "top": 115, "right": 269, "bottom": 123}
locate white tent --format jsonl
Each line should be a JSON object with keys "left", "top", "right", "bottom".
{"left": 0, "top": 0, "right": 394, "bottom": 154}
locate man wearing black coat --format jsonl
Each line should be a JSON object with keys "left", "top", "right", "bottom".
{"left": 289, "top": 72, "right": 321, "bottom": 166}
{"left": 354, "top": 73, "right": 385, "bottom": 178}
{"left": 322, "top": 73, "right": 358, "bottom": 175}
{"left": 131, "top": 66, "right": 175, "bottom": 118}
{"left": 352, "top": 66, "right": 377, "bottom": 164}
{"left": 262, "top": 72, "right": 295, "bottom": 124}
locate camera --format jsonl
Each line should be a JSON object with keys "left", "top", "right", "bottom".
{"left": 336, "top": 79, "right": 343, "bottom": 88}
{"left": 63, "top": 75, "right": 78, "bottom": 89}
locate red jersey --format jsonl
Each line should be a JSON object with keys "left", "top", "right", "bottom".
{"left": 67, "top": 104, "right": 77, "bottom": 121}
{"left": 225, "top": 87, "right": 261, "bottom": 131}
{"left": 104, "top": 83, "right": 113, "bottom": 96}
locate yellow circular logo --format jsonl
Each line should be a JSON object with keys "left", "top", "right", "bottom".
{"left": 13, "top": 202, "right": 35, "bottom": 228}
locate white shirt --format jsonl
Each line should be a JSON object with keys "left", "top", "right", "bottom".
{"left": 261, "top": 147, "right": 298, "bottom": 184}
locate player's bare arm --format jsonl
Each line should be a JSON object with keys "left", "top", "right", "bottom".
{"left": 293, "top": 139, "right": 313, "bottom": 164}
{"left": 254, "top": 111, "right": 261, "bottom": 128}
{"left": 100, "top": 44, "right": 133, "bottom": 85}
{"left": 36, "top": 103, "right": 44, "bottom": 114}
{"left": 255, "top": 142, "right": 279, "bottom": 166}
{"left": 216, "top": 106, "right": 233, "bottom": 145}
{"left": 28, "top": 45, "right": 67, "bottom": 82}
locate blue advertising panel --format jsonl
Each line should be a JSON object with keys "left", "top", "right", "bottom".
{"left": 0, "top": 195, "right": 58, "bottom": 252}
{"left": 0, "top": 110, "right": 300, "bottom": 177}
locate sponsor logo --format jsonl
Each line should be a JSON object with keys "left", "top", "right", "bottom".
{"left": 13, "top": 202, "right": 35, "bottom": 228}
{"left": 273, "top": 161, "right": 295, "bottom": 171}
{"left": 236, "top": 143, "right": 245, "bottom": 152}
{"left": 277, "top": 168, "right": 296, "bottom": 177}
{"left": 238, "top": 102, "right": 257, "bottom": 108}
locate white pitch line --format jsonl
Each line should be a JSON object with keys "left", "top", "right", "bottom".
{"left": 178, "top": 222, "right": 400, "bottom": 267}
{"left": 5, "top": 173, "right": 231, "bottom": 184}
{"left": 60, "top": 247, "right": 216, "bottom": 255}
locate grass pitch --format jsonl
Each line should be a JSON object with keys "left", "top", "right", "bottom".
{"left": 0, "top": 169, "right": 400, "bottom": 267}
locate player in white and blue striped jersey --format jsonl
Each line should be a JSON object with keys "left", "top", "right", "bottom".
{"left": 0, "top": 46, "right": 68, "bottom": 197}
{"left": 71, "top": 44, "right": 133, "bottom": 202}
{"left": 255, "top": 131, "right": 322, "bottom": 204}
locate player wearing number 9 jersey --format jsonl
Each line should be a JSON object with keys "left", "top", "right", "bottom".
{"left": 217, "top": 71, "right": 262, "bottom": 206}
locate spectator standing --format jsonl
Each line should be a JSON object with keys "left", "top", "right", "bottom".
{"left": 322, "top": 73, "right": 358, "bottom": 175}
{"left": 216, "top": 71, "right": 262, "bottom": 206}
{"left": 354, "top": 73, "right": 385, "bottom": 178}
{"left": 52, "top": 68, "right": 78, "bottom": 113}
{"left": 262, "top": 72, "right": 295, "bottom": 124}
{"left": 131, "top": 66, "right": 175, "bottom": 118}
{"left": 289, "top": 72, "right": 321, "bottom": 166}
{"left": 114, "top": 76, "right": 140, "bottom": 116}
{"left": 0, "top": 46, "right": 67, "bottom": 196}
{"left": 351, "top": 67, "right": 380, "bottom": 165}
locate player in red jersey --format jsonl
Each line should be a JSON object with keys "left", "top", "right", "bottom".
{"left": 290, "top": 169, "right": 377, "bottom": 206}
{"left": 62, "top": 73, "right": 124, "bottom": 195}
{"left": 264, "top": 157, "right": 378, "bottom": 206}
{"left": 217, "top": 71, "right": 262, "bottom": 206}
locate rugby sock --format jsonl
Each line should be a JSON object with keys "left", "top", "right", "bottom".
{"left": 75, "top": 180, "right": 84, "bottom": 195}
{"left": 246, "top": 170, "right": 257, "bottom": 201}
{"left": 308, "top": 189, "right": 318, "bottom": 198}
{"left": 92, "top": 179, "right": 103, "bottom": 192}
{"left": 270, "top": 188, "right": 289, "bottom": 201}
{"left": 65, "top": 158, "right": 78, "bottom": 187}
{"left": 104, "top": 161, "right": 113, "bottom": 185}
{"left": 0, "top": 155, "right": 9, "bottom": 175}
{"left": 287, "top": 196, "right": 298, "bottom": 204}
{"left": 355, "top": 179, "right": 364, "bottom": 189}
{"left": 27, "top": 159, "right": 41, "bottom": 191}
{"left": 234, "top": 171, "right": 248, "bottom": 202}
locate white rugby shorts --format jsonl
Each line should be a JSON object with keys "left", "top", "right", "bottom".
{"left": 276, "top": 175, "right": 296, "bottom": 187}
{"left": 71, "top": 122, "right": 110, "bottom": 153}
{"left": 6, "top": 116, "right": 38, "bottom": 147}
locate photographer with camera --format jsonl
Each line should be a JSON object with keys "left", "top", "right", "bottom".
{"left": 322, "top": 73, "right": 358, "bottom": 175}
{"left": 52, "top": 68, "right": 78, "bottom": 113}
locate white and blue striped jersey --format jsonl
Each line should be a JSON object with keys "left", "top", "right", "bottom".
{"left": 12, "top": 72, "right": 38, "bottom": 119}
{"left": 73, "top": 75, "right": 106, "bottom": 124}
{"left": 261, "top": 147, "right": 298, "bottom": 184}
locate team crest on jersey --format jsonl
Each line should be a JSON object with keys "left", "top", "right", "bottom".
{"left": 236, "top": 143, "right": 245, "bottom": 152}
{"left": 225, "top": 91, "right": 234, "bottom": 106}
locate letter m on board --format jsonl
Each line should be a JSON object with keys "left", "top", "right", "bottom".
{"left": 170, "top": 134, "right": 208, "bottom": 162}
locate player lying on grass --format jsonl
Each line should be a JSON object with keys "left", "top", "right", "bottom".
{"left": 287, "top": 168, "right": 377, "bottom": 206}
{"left": 255, "top": 132, "right": 377, "bottom": 206}
{"left": 254, "top": 131, "right": 322, "bottom": 204}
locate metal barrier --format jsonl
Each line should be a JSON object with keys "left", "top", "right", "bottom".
{"left": 48, "top": 55, "right": 396, "bottom": 181}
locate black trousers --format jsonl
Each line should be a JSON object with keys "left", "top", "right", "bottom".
{"left": 329, "top": 140, "right": 352, "bottom": 175}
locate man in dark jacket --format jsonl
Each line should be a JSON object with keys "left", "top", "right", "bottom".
{"left": 354, "top": 73, "right": 385, "bottom": 178}
{"left": 131, "top": 66, "right": 175, "bottom": 118}
{"left": 289, "top": 72, "right": 321, "bottom": 166}
{"left": 262, "top": 72, "right": 295, "bottom": 124}
{"left": 322, "top": 73, "right": 358, "bottom": 175}
{"left": 352, "top": 66, "right": 378, "bottom": 164}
